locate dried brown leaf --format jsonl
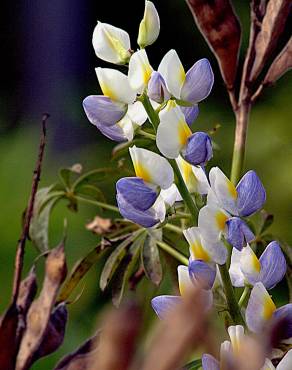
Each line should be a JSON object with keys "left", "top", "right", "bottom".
{"left": 186, "top": 0, "right": 241, "bottom": 89}
{"left": 54, "top": 332, "right": 100, "bottom": 370}
{"left": 250, "top": 0, "right": 291, "bottom": 81}
{"left": 86, "top": 216, "right": 113, "bottom": 235}
{"left": 17, "top": 267, "right": 38, "bottom": 317}
{"left": 263, "top": 36, "right": 292, "bottom": 84}
{"left": 16, "top": 243, "right": 67, "bottom": 370}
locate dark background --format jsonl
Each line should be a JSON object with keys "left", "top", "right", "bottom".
{"left": 0, "top": 1, "right": 291, "bottom": 368}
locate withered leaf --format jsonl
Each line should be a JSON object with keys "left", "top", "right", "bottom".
{"left": 86, "top": 216, "right": 113, "bottom": 235}
{"left": 263, "top": 36, "right": 292, "bottom": 85}
{"left": 141, "top": 230, "right": 163, "bottom": 286}
{"left": 16, "top": 243, "right": 67, "bottom": 370}
{"left": 54, "top": 332, "right": 100, "bottom": 370}
{"left": 186, "top": 0, "right": 241, "bottom": 89}
{"left": 33, "top": 303, "right": 68, "bottom": 361}
{"left": 0, "top": 303, "right": 20, "bottom": 370}
{"left": 17, "top": 267, "right": 38, "bottom": 318}
{"left": 250, "top": 0, "right": 291, "bottom": 81}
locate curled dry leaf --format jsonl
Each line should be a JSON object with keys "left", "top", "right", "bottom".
{"left": 86, "top": 216, "right": 113, "bottom": 235}
{"left": 54, "top": 332, "right": 100, "bottom": 370}
{"left": 263, "top": 36, "right": 292, "bottom": 85}
{"left": 186, "top": 0, "right": 241, "bottom": 90}
{"left": 16, "top": 243, "right": 67, "bottom": 370}
{"left": 250, "top": 0, "right": 291, "bottom": 81}
{"left": 17, "top": 267, "right": 38, "bottom": 318}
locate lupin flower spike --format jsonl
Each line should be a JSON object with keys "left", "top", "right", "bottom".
{"left": 92, "top": 22, "right": 131, "bottom": 64}
{"left": 156, "top": 101, "right": 212, "bottom": 166}
{"left": 229, "top": 241, "right": 286, "bottom": 289}
{"left": 137, "top": 1, "right": 160, "bottom": 48}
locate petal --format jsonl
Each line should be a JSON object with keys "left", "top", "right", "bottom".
{"left": 128, "top": 49, "right": 153, "bottom": 93}
{"left": 225, "top": 217, "right": 255, "bottom": 251}
{"left": 209, "top": 167, "right": 238, "bottom": 215}
{"left": 147, "top": 71, "right": 171, "bottom": 103}
{"left": 261, "top": 358, "right": 275, "bottom": 370}
{"left": 202, "top": 354, "right": 220, "bottom": 370}
{"left": 116, "top": 177, "right": 158, "bottom": 211}
{"left": 229, "top": 248, "right": 245, "bottom": 287}
{"left": 95, "top": 67, "right": 136, "bottom": 104}
{"left": 157, "top": 102, "right": 192, "bottom": 158}
{"left": 259, "top": 241, "right": 287, "bottom": 290}
{"left": 129, "top": 146, "right": 174, "bottom": 189}
{"left": 273, "top": 304, "right": 292, "bottom": 340}
{"left": 151, "top": 295, "right": 181, "bottom": 319}
{"left": 198, "top": 205, "right": 229, "bottom": 242}
{"left": 227, "top": 325, "right": 245, "bottom": 353}
{"left": 160, "top": 183, "right": 182, "bottom": 206}
{"left": 236, "top": 170, "right": 266, "bottom": 217}
{"left": 180, "top": 104, "right": 199, "bottom": 126}
{"left": 137, "top": 1, "right": 160, "bottom": 48}
{"left": 277, "top": 348, "right": 292, "bottom": 370}
{"left": 127, "top": 101, "right": 148, "bottom": 126}
{"left": 176, "top": 155, "right": 199, "bottom": 194}
{"left": 192, "top": 165, "right": 210, "bottom": 195}
{"left": 183, "top": 227, "right": 211, "bottom": 262}
{"left": 182, "top": 132, "right": 213, "bottom": 166}
{"left": 188, "top": 260, "right": 216, "bottom": 290}
{"left": 94, "top": 120, "right": 128, "bottom": 142}
{"left": 158, "top": 49, "right": 185, "bottom": 98}
{"left": 177, "top": 265, "right": 193, "bottom": 296}
{"left": 116, "top": 192, "right": 160, "bottom": 227}
{"left": 92, "top": 22, "right": 131, "bottom": 64}
{"left": 116, "top": 115, "right": 135, "bottom": 141}
{"left": 151, "top": 194, "right": 166, "bottom": 223}
{"left": 83, "top": 95, "right": 126, "bottom": 126}
{"left": 246, "top": 282, "right": 276, "bottom": 333}
{"left": 181, "top": 58, "right": 214, "bottom": 104}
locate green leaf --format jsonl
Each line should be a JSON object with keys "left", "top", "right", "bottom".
{"left": 29, "top": 188, "right": 62, "bottom": 252}
{"left": 57, "top": 241, "right": 112, "bottom": 303}
{"left": 59, "top": 164, "right": 82, "bottom": 189}
{"left": 100, "top": 230, "right": 144, "bottom": 291}
{"left": 73, "top": 168, "right": 115, "bottom": 191}
{"left": 141, "top": 230, "right": 163, "bottom": 286}
{"left": 112, "top": 232, "right": 147, "bottom": 306}
{"left": 75, "top": 184, "right": 106, "bottom": 203}
{"left": 182, "top": 358, "right": 202, "bottom": 370}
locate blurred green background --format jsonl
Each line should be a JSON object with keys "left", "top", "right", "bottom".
{"left": 0, "top": 0, "right": 291, "bottom": 368}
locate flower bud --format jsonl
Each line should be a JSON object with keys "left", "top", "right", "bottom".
{"left": 137, "top": 1, "right": 160, "bottom": 48}
{"left": 226, "top": 217, "right": 255, "bottom": 251}
{"left": 147, "top": 71, "right": 171, "bottom": 103}
{"left": 182, "top": 132, "right": 213, "bottom": 166}
{"left": 92, "top": 22, "right": 131, "bottom": 64}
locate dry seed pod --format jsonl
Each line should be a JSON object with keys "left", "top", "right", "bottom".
{"left": 250, "top": 0, "right": 291, "bottom": 81}
{"left": 186, "top": 0, "right": 241, "bottom": 90}
{"left": 16, "top": 243, "right": 67, "bottom": 370}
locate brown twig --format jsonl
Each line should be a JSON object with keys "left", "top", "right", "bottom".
{"left": 11, "top": 113, "right": 49, "bottom": 304}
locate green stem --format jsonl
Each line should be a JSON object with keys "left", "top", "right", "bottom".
{"left": 218, "top": 263, "right": 246, "bottom": 326}
{"left": 170, "top": 160, "right": 197, "bottom": 224}
{"left": 157, "top": 241, "right": 188, "bottom": 265}
{"left": 164, "top": 223, "right": 183, "bottom": 234}
{"left": 140, "top": 94, "right": 160, "bottom": 132}
{"left": 230, "top": 103, "right": 251, "bottom": 184}
{"left": 75, "top": 196, "right": 120, "bottom": 213}
{"left": 238, "top": 286, "right": 251, "bottom": 308}
{"left": 137, "top": 129, "right": 156, "bottom": 141}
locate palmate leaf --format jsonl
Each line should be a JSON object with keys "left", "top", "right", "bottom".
{"left": 59, "top": 164, "right": 82, "bottom": 189}
{"left": 182, "top": 358, "right": 202, "bottom": 370}
{"left": 112, "top": 232, "right": 147, "bottom": 306}
{"left": 141, "top": 229, "right": 163, "bottom": 286}
{"left": 72, "top": 168, "right": 116, "bottom": 191}
{"left": 100, "top": 230, "right": 145, "bottom": 291}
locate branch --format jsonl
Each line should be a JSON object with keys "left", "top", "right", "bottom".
{"left": 11, "top": 113, "right": 49, "bottom": 304}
